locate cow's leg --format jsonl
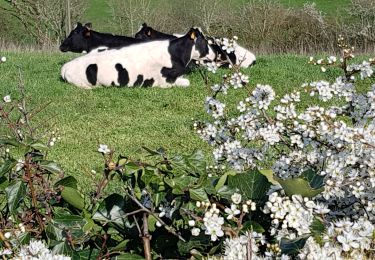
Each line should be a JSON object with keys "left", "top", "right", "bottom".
{"left": 160, "top": 64, "right": 186, "bottom": 84}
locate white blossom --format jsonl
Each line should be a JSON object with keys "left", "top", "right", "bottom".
{"left": 98, "top": 144, "right": 110, "bottom": 154}
{"left": 231, "top": 193, "right": 242, "bottom": 204}
{"left": 3, "top": 95, "right": 11, "bottom": 103}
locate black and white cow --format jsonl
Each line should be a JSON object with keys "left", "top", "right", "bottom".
{"left": 134, "top": 23, "right": 256, "bottom": 68}
{"left": 61, "top": 28, "right": 216, "bottom": 89}
{"left": 59, "top": 22, "right": 144, "bottom": 53}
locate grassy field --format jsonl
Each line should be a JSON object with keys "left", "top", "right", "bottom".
{"left": 2, "top": 52, "right": 371, "bottom": 189}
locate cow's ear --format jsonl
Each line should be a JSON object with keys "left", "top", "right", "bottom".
{"left": 84, "top": 23, "right": 92, "bottom": 30}
{"left": 189, "top": 30, "right": 196, "bottom": 41}
{"left": 84, "top": 27, "right": 91, "bottom": 37}
{"left": 142, "top": 23, "right": 147, "bottom": 27}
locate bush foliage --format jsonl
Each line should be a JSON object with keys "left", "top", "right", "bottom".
{"left": 0, "top": 35, "right": 375, "bottom": 259}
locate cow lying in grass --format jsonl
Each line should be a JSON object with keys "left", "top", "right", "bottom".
{"left": 61, "top": 28, "right": 215, "bottom": 89}
{"left": 59, "top": 22, "right": 144, "bottom": 53}
{"left": 135, "top": 23, "right": 256, "bottom": 68}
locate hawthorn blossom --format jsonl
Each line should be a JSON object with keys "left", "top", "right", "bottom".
{"left": 231, "top": 193, "right": 242, "bottom": 204}
{"left": 98, "top": 144, "right": 110, "bottom": 154}
{"left": 205, "top": 97, "right": 225, "bottom": 119}
{"left": 17, "top": 240, "right": 71, "bottom": 259}
{"left": 191, "top": 227, "right": 200, "bottom": 236}
{"left": 224, "top": 204, "right": 241, "bottom": 220}
{"left": 203, "top": 211, "right": 224, "bottom": 241}
{"left": 249, "top": 84, "right": 275, "bottom": 110}
{"left": 3, "top": 95, "right": 11, "bottom": 103}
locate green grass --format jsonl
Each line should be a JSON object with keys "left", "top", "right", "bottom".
{"left": 0, "top": 52, "right": 373, "bottom": 188}
{"left": 83, "top": 0, "right": 113, "bottom": 32}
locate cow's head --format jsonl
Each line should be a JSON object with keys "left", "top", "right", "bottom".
{"left": 59, "top": 22, "right": 92, "bottom": 53}
{"left": 134, "top": 23, "right": 154, "bottom": 40}
{"left": 187, "top": 28, "right": 216, "bottom": 62}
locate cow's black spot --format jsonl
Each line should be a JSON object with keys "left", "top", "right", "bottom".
{"left": 115, "top": 63, "right": 129, "bottom": 87}
{"left": 133, "top": 74, "right": 144, "bottom": 86}
{"left": 161, "top": 64, "right": 187, "bottom": 84}
{"left": 142, "top": 78, "right": 154, "bottom": 87}
{"left": 86, "top": 64, "right": 98, "bottom": 85}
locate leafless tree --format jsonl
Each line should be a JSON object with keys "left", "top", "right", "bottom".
{"left": 108, "top": 0, "right": 153, "bottom": 36}
{"left": 0, "top": 0, "right": 88, "bottom": 46}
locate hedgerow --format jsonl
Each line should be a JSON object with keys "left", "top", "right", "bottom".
{"left": 0, "top": 37, "right": 374, "bottom": 259}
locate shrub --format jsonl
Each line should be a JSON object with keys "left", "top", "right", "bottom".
{"left": 0, "top": 37, "right": 375, "bottom": 259}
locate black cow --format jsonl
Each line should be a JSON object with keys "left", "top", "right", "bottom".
{"left": 134, "top": 23, "right": 256, "bottom": 68}
{"left": 135, "top": 23, "right": 176, "bottom": 41}
{"left": 59, "top": 22, "right": 144, "bottom": 53}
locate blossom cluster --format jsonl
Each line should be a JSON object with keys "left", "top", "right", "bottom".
{"left": 188, "top": 193, "right": 256, "bottom": 243}
{"left": 196, "top": 38, "right": 375, "bottom": 258}
{"left": 214, "top": 36, "right": 238, "bottom": 54}
{"left": 299, "top": 217, "right": 375, "bottom": 259}
{"left": 263, "top": 192, "right": 329, "bottom": 238}
{"left": 0, "top": 240, "right": 70, "bottom": 260}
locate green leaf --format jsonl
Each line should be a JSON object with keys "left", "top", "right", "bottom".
{"left": 30, "top": 142, "right": 49, "bottom": 151}
{"left": 141, "top": 168, "right": 162, "bottom": 187}
{"left": 93, "top": 194, "right": 126, "bottom": 225}
{"left": 148, "top": 215, "right": 157, "bottom": 232}
{"left": 0, "top": 138, "right": 22, "bottom": 147}
{"left": 39, "top": 161, "right": 63, "bottom": 174}
{"left": 185, "top": 150, "right": 206, "bottom": 174}
{"left": 189, "top": 187, "right": 208, "bottom": 201}
{"left": 17, "top": 231, "right": 30, "bottom": 245}
{"left": 259, "top": 169, "right": 278, "bottom": 185}
{"left": 242, "top": 221, "right": 266, "bottom": 233}
{"left": 46, "top": 223, "right": 64, "bottom": 241}
{"left": 5, "top": 181, "right": 26, "bottom": 213}
{"left": 215, "top": 172, "right": 228, "bottom": 191}
{"left": 53, "top": 214, "right": 86, "bottom": 228}
{"left": 0, "top": 176, "right": 9, "bottom": 191}
{"left": 275, "top": 176, "right": 324, "bottom": 198}
{"left": 280, "top": 236, "right": 309, "bottom": 255}
{"left": 177, "top": 235, "right": 210, "bottom": 255}
{"left": 216, "top": 185, "right": 236, "bottom": 200}
{"left": 54, "top": 176, "right": 78, "bottom": 189}
{"left": 52, "top": 241, "right": 74, "bottom": 256}
{"left": 72, "top": 249, "right": 100, "bottom": 260}
{"left": 311, "top": 217, "right": 326, "bottom": 245}
{"left": 228, "top": 168, "right": 271, "bottom": 201}
{"left": 124, "top": 162, "right": 141, "bottom": 175}
{"left": 61, "top": 187, "right": 84, "bottom": 210}
{"left": 0, "top": 159, "right": 17, "bottom": 177}
{"left": 165, "top": 175, "right": 198, "bottom": 191}
{"left": 110, "top": 239, "right": 130, "bottom": 252}
{"left": 117, "top": 155, "right": 128, "bottom": 167}
{"left": 301, "top": 169, "right": 324, "bottom": 189}
{"left": 113, "top": 253, "right": 144, "bottom": 260}
{"left": 142, "top": 146, "right": 166, "bottom": 157}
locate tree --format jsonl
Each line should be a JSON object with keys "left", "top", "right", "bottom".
{"left": 0, "top": 0, "right": 88, "bottom": 46}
